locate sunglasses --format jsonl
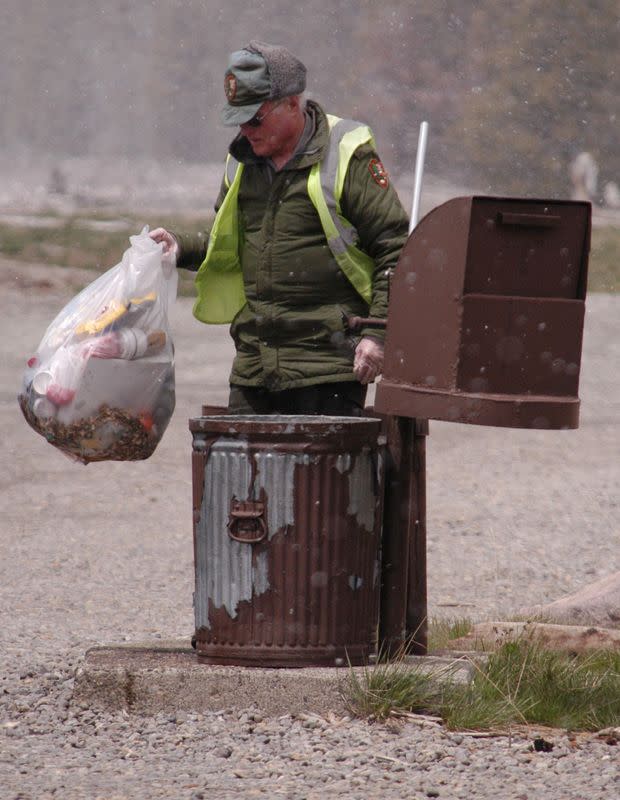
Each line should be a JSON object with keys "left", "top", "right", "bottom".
{"left": 243, "top": 99, "right": 285, "bottom": 128}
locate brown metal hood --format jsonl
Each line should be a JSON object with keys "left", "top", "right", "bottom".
{"left": 375, "top": 196, "right": 591, "bottom": 429}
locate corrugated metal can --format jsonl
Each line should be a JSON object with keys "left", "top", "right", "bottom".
{"left": 190, "top": 415, "right": 385, "bottom": 667}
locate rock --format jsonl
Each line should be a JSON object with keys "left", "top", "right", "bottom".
{"left": 533, "top": 737, "right": 554, "bottom": 752}
{"left": 449, "top": 621, "right": 620, "bottom": 652}
{"left": 519, "top": 571, "right": 620, "bottom": 629}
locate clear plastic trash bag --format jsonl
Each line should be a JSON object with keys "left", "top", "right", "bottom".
{"left": 18, "top": 227, "right": 178, "bottom": 464}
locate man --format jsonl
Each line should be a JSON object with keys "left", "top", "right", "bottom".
{"left": 151, "top": 41, "right": 409, "bottom": 415}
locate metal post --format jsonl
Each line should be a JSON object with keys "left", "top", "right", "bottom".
{"left": 378, "top": 416, "right": 428, "bottom": 656}
{"left": 378, "top": 416, "right": 414, "bottom": 655}
{"left": 406, "top": 419, "right": 428, "bottom": 652}
{"left": 410, "top": 121, "right": 429, "bottom": 233}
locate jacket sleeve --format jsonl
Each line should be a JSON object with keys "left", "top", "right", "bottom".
{"left": 172, "top": 178, "right": 228, "bottom": 272}
{"left": 340, "top": 143, "right": 409, "bottom": 339}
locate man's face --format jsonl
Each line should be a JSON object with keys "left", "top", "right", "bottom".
{"left": 239, "top": 98, "right": 299, "bottom": 160}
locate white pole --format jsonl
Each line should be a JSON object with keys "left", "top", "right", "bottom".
{"left": 409, "top": 121, "right": 429, "bottom": 234}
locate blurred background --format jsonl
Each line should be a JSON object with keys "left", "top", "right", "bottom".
{"left": 0, "top": 0, "right": 618, "bottom": 289}
{"left": 1, "top": 0, "right": 618, "bottom": 633}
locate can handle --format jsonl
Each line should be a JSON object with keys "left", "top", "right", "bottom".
{"left": 228, "top": 499, "right": 268, "bottom": 544}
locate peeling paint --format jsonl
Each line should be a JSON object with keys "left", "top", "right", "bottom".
{"left": 252, "top": 551, "right": 270, "bottom": 595}
{"left": 195, "top": 442, "right": 312, "bottom": 628}
{"left": 346, "top": 452, "right": 376, "bottom": 532}
{"left": 348, "top": 575, "right": 364, "bottom": 590}
{"left": 334, "top": 453, "right": 352, "bottom": 474}
{"left": 195, "top": 440, "right": 254, "bottom": 629}
{"left": 253, "top": 451, "right": 298, "bottom": 539}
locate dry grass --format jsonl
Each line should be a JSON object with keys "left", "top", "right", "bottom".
{"left": 342, "top": 628, "right": 620, "bottom": 732}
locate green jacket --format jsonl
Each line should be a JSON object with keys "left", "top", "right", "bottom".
{"left": 175, "top": 101, "right": 409, "bottom": 391}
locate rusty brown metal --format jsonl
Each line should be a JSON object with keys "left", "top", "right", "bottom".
{"left": 375, "top": 196, "right": 591, "bottom": 429}
{"left": 201, "top": 404, "right": 228, "bottom": 416}
{"left": 377, "top": 414, "right": 411, "bottom": 655}
{"left": 406, "top": 420, "right": 428, "bottom": 653}
{"left": 190, "top": 415, "right": 385, "bottom": 667}
{"left": 346, "top": 316, "right": 388, "bottom": 333}
{"left": 228, "top": 496, "right": 268, "bottom": 544}
{"left": 376, "top": 415, "right": 428, "bottom": 656}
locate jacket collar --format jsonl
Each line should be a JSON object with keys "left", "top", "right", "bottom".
{"left": 229, "top": 100, "right": 329, "bottom": 170}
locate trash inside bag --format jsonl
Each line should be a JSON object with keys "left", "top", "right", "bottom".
{"left": 18, "top": 227, "right": 178, "bottom": 464}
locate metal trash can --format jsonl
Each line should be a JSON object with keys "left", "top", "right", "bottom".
{"left": 190, "top": 415, "right": 385, "bottom": 667}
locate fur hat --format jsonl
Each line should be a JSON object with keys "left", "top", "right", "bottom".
{"left": 221, "top": 41, "right": 307, "bottom": 126}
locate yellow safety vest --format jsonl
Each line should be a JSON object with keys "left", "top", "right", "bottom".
{"left": 193, "top": 115, "right": 377, "bottom": 324}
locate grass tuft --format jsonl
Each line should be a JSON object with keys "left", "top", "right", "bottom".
{"left": 427, "top": 617, "right": 473, "bottom": 651}
{"left": 343, "top": 646, "right": 441, "bottom": 721}
{"left": 343, "top": 632, "right": 620, "bottom": 732}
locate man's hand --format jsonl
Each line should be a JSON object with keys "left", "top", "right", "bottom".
{"left": 353, "top": 336, "right": 384, "bottom": 385}
{"left": 149, "top": 227, "right": 179, "bottom": 263}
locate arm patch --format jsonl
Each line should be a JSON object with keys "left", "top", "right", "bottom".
{"left": 368, "top": 158, "right": 389, "bottom": 188}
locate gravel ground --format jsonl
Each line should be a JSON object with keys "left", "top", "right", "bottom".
{"left": 1, "top": 260, "right": 618, "bottom": 798}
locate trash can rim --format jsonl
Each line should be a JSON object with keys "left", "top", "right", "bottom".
{"left": 189, "top": 414, "right": 383, "bottom": 436}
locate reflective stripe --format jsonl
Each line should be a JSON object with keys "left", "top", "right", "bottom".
{"left": 320, "top": 117, "right": 369, "bottom": 249}
{"left": 328, "top": 236, "right": 348, "bottom": 255}
{"left": 307, "top": 114, "right": 377, "bottom": 303}
{"left": 224, "top": 154, "right": 239, "bottom": 189}
{"left": 322, "top": 116, "right": 370, "bottom": 209}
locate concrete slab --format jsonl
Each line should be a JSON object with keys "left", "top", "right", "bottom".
{"left": 73, "top": 641, "right": 475, "bottom": 717}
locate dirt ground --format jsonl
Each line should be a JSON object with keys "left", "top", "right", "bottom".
{"left": 0, "top": 256, "right": 618, "bottom": 662}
